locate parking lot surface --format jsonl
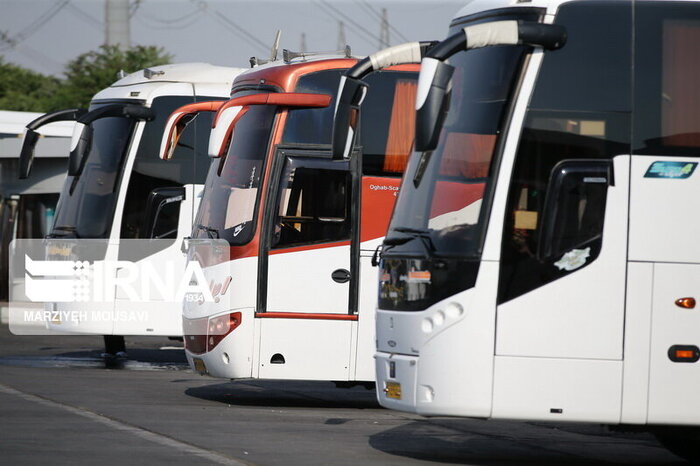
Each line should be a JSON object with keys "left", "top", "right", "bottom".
{"left": 0, "top": 325, "right": 687, "bottom": 465}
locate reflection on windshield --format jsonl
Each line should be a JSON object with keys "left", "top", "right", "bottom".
{"left": 387, "top": 41, "right": 530, "bottom": 258}
{"left": 52, "top": 112, "right": 135, "bottom": 238}
{"left": 194, "top": 105, "right": 276, "bottom": 245}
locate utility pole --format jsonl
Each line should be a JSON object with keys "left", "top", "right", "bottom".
{"left": 301, "top": 33, "right": 307, "bottom": 53}
{"left": 337, "top": 21, "right": 346, "bottom": 50}
{"left": 105, "top": 0, "right": 131, "bottom": 48}
{"left": 379, "top": 8, "right": 390, "bottom": 48}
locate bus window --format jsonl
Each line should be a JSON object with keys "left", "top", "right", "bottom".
{"left": 499, "top": 1, "right": 632, "bottom": 303}
{"left": 283, "top": 69, "right": 418, "bottom": 177}
{"left": 194, "top": 105, "right": 276, "bottom": 245}
{"left": 635, "top": 3, "right": 700, "bottom": 155}
{"left": 272, "top": 162, "right": 351, "bottom": 249}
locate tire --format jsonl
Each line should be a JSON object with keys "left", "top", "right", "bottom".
{"left": 103, "top": 335, "right": 126, "bottom": 355}
{"left": 653, "top": 426, "right": 700, "bottom": 462}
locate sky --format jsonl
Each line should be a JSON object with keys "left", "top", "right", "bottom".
{"left": 0, "top": 0, "right": 465, "bottom": 76}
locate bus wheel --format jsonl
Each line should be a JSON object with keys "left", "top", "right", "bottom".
{"left": 652, "top": 426, "right": 700, "bottom": 462}
{"left": 102, "top": 335, "right": 127, "bottom": 358}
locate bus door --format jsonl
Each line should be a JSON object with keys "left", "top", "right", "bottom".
{"left": 492, "top": 1, "right": 633, "bottom": 421}
{"left": 258, "top": 148, "right": 358, "bottom": 380}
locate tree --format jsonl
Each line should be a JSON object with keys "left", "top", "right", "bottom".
{"left": 50, "top": 44, "right": 172, "bottom": 110}
{"left": 0, "top": 57, "right": 60, "bottom": 112}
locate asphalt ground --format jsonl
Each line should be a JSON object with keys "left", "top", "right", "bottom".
{"left": 0, "top": 324, "right": 688, "bottom": 465}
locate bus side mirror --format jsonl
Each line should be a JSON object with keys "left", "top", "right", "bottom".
{"left": 159, "top": 101, "right": 226, "bottom": 161}
{"left": 332, "top": 77, "right": 368, "bottom": 160}
{"left": 68, "top": 123, "right": 93, "bottom": 177}
{"left": 537, "top": 159, "right": 613, "bottom": 263}
{"left": 142, "top": 186, "right": 186, "bottom": 239}
{"left": 160, "top": 112, "right": 196, "bottom": 161}
{"left": 208, "top": 105, "right": 243, "bottom": 158}
{"left": 18, "top": 129, "right": 40, "bottom": 179}
{"left": 415, "top": 58, "right": 454, "bottom": 152}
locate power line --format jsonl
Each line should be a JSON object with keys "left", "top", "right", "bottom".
{"left": 310, "top": 0, "right": 378, "bottom": 49}
{"left": 317, "top": 1, "right": 383, "bottom": 45}
{"left": 129, "top": 0, "right": 142, "bottom": 18}
{"left": 137, "top": 6, "right": 205, "bottom": 26}
{"left": 12, "top": 42, "right": 64, "bottom": 74}
{"left": 135, "top": 14, "right": 203, "bottom": 31}
{"left": 65, "top": 2, "right": 103, "bottom": 32}
{"left": 0, "top": 0, "right": 70, "bottom": 51}
{"left": 355, "top": 0, "right": 409, "bottom": 43}
{"left": 189, "top": 0, "right": 269, "bottom": 54}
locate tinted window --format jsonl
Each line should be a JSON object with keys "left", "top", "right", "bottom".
{"left": 378, "top": 11, "right": 536, "bottom": 312}
{"left": 499, "top": 1, "right": 632, "bottom": 303}
{"left": 634, "top": 2, "right": 700, "bottom": 155}
{"left": 283, "top": 69, "right": 344, "bottom": 146}
{"left": 194, "top": 105, "right": 276, "bottom": 245}
{"left": 120, "top": 95, "right": 220, "bottom": 240}
{"left": 283, "top": 69, "right": 418, "bottom": 177}
{"left": 52, "top": 107, "right": 136, "bottom": 238}
{"left": 387, "top": 44, "right": 531, "bottom": 258}
{"left": 272, "top": 160, "right": 351, "bottom": 249}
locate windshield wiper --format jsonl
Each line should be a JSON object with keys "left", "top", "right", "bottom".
{"left": 47, "top": 225, "right": 80, "bottom": 238}
{"left": 194, "top": 223, "right": 220, "bottom": 239}
{"left": 386, "top": 226, "right": 436, "bottom": 253}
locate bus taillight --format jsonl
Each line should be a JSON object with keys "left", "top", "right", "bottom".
{"left": 207, "top": 312, "right": 242, "bottom": 352}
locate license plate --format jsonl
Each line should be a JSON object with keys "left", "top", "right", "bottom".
{"left": 192, "top": 358, "right": 207, "bottom": 374}
{"left": 385, "top": 381, "right": 401, "bottom": 399}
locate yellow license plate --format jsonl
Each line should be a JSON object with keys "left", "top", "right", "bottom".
{"left": 192, "top": 358, "right": 207, "bottom": 374}
{"left": 385, "top": 381, "right": 402, "bottom": 399}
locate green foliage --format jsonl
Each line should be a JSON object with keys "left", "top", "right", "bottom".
{"left": 51, "top": 45, "right": 173, "bottom": 110}
{"left": 0, "top": 45, "right": 172, "bottom": 113}
{"left": 0, "top": 57, "right": 61, "bottom": 112}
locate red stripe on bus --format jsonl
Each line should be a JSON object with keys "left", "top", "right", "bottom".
{"left": 255, "top": 312, "right": 358, "bottom": 321}
{"left": 269, "top": 240, "right": 351, "bottom": 255}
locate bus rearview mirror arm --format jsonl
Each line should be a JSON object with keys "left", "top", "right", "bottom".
{"left": 19, "top": 108, "right": 87, "bottom": 179}
{"left": 332, "top": 40, "right": 437, "bottom": 161}
{"left": 415, "top": 21, "right": 567, "bottom": 152}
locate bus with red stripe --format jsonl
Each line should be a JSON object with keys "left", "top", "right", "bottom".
{"left": 160, "top": 53, "right": 419, "bottom": 383}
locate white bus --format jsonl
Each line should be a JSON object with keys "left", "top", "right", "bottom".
{"left": 19, "top": 63, "right": 243, "bottom": 355}
{"left": 337, "top": 0, "right": 700, "bottom": 461}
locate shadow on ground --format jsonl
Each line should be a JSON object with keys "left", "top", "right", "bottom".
{"left": 368, "top": 419, "right": 686, "bottom": 465}
{"left": 185, "top": 379, "right": 381, "bottom": 410}
{"left": 0, "top": 346, "right": 188, "bottom": 371}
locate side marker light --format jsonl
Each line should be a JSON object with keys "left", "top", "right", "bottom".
{"left": 668, "top": 345, "right": 700, "bottom": 363}
{"left": 675, "top": 297, "right": 696, "bottom": 309}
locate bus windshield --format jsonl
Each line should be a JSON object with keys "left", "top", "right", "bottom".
{"left": 193, "top": 105, "right": 277, "bottom": 245}
{"left": 387, "top": 22, "right": 532, "bottom": 258}
{"left": 51, "top": 104, "right": 136, "bottom": 238}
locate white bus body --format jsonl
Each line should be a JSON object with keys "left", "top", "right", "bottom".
{"left": 356, "top": 0, "right": 700, "bottom": 457}
{"left": 22, "top": 63, "right": 244, "bottom": 338}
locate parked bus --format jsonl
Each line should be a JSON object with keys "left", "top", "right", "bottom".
{"left": 160, "top": 52, "right": 419, "bottom": 383}
{"left": 0, "top": 110, "right": 71, "bottom": 311}
{"left": 335, "top": 0, "right": 700, "bottom": 460}
{"left": 18, "top": 63, "right": 244, "bottom": 355}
